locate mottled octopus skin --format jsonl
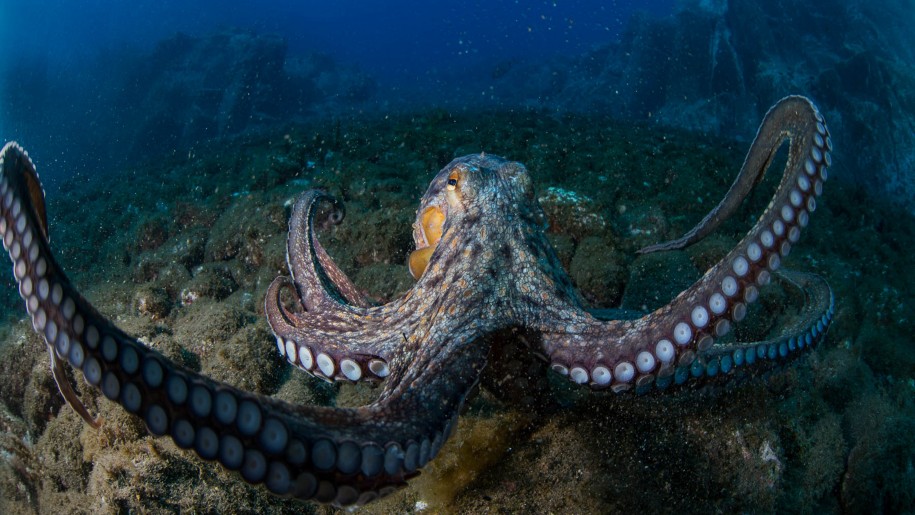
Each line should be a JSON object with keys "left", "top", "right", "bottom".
{"left": 0, "top": 95, "right": 834, "bottom": 507}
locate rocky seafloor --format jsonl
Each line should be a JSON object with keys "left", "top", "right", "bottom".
{"left": 0, "top": 110, "right": 913, "bottom": 514}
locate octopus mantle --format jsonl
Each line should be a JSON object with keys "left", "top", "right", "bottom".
{"left": 0, "top": 96, "right": 834, "bottom": 507}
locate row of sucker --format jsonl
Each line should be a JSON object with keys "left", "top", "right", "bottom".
{"left": 652, "top": 272, "right": 834, "bottom": 393}
{"left": 547, "top": 97, "right": 832, "bottom": 393}
{"left": 279, "top": 413, "right": 458, "bottom": 506}
{"left": 274, "top": 333, "right": 390, "bottom": 383}
{"left": 264, "top": 276, "right": 391, "bottom": 384}
{"left": 0, "top": 142, "right": 452, "bottom": 508}
{"left": 266, "top": 190, "right": 396, "bottom": 385}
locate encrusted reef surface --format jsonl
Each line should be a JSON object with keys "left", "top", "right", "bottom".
{"left": 1, "top": 110, "right": 913, "bottom": 513}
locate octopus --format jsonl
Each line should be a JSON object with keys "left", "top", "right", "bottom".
{"left": 0, "top": 95, "right": 834, "bottom": 507}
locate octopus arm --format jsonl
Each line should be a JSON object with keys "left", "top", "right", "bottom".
{"left": 270, "top": 190, "right": 421, "bottom": 381}
{"left": 265, "top": 275, "right": 400, "bottom": 382}
{"left": 695, "top": 270, "right": 834, "bottom": 379}
{"left": 286, "top": 190, "right": 370, "bottom": 310}
{"left": 0, "top": 142, "right": 484, "bottom": 508}
{"left": 537, "top": 96, "right": 835, "bottom": 393}
{"left": 638, "top": 95, "right": 823, "bottom": 254}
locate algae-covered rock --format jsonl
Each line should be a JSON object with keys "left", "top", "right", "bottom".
{"left": 780, "top": 410, "right": 846, "bottom": 512}
{"left": 131, "top": 227, "right": 208, "bottom": 287}
{"left": 321, "top": 193, "right": 415, "bottom": 271}
{"left": 132, "top": 283, "right": 172, "bottom": 320}
{"left": 208, "top": 323, "right": 284, "bottom": 395}
{"left": 569, "top": 236, "right": 627, "bottom": 307}
{"left": 0, "top": 326, "right": 44, "bottom": 420}
{"left": 538, "top": 186, "right": 607, "bottom": 242}
{"left": 447, "top": 389, "right": 791, "bottom": 513}
{"left": 79, "top": 408, "right": 307, "bottom": 514}
{"left": 204, "top": 192, "right": 287, "bottom": 265}
{"left": 180, "top": 262, "right": 239, "bottom": 305}
{"left": 353, "top": 263, "right": 413, "bottom": 302}
{"left": 22, "top": 345, "right": 64, "bottom": 435}
{"left": 545, "top": 232, "right": 576, "bottom": 271}
{"left": 840, "top": 390, "right": 915, "bottom": 513}
{"left": 620, "top": 250, "right": 700, "bottom": 311}
{"left": 172, "top": 299, "right": 250, "bottom": 358}
{"left": 618, "top": 203, "right": 671, "bottom": 252}
{"left": 34, "top": 410, "right": 89, "bottom": 494}
{"left": 131, "top": 214, "right": 171, "bottom": 253}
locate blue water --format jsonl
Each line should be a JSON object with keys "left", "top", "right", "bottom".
{"left": 1, "top": 0, "right": 675, "bottom": 80}
{"left": 0, "top": 0, "right": 677, "bottom": 182}
{"left": 5, "top": 0, "right": 909, "bottom": 200}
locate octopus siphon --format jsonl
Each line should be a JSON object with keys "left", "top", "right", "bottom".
{"left": 0, "top": 95, "right": 834, "bottom": 507}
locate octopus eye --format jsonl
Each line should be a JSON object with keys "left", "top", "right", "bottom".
{"left": 446, "top": 171, "right": 459, "bottom": 191}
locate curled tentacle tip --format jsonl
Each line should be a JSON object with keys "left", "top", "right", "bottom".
{"left": 635, "top": 245, "right": 655, "bottom": 255}
{"left": 326, "top": 205, "right": 345, "bottom": 225}
{"left": 312, "top": 194, "right": 345, "bottom": 229}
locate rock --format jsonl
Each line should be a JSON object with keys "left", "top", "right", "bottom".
{"left": 132, "top": 228, "right": 208, "bottom": 285}
{"left": 840, "top": 391, "right": 915, "bottom": 512}
{"left": 568, "top": 237, "right": 626, "bottom": 307}
{"left": 353, "top": 263, "right": 413, "bottom": 302}
{"left": 132, "top": 284, "right": 172, "bottom": 320}
{"left": 123, "top": 30, "right": 288, "bottom": 159}
{"left": 204, "top": 192, "right": 286, "bottom": 266}
{"left": 545, "top": 232, "right": 576, "bottom": 271}
{"left": 4, "top": 29, "right": 377, "bottom": 175}
{"left": 620, "top": 250, "right": 700, "bottom": 311}
{"left": 118, "top": 30, "right": 374, "bottom": 161}
{"left": 538, "top": 186, "right": 608, "bottom": 242}
{"left": 618, "top": 203, "right": 670, "bottom": 252}
{"left": 172, "top": 300, "right": 250, "bottom": 358}
{"left": 205, "top": 324, "right": 282, "bottom": 395}
{"left": 180, "top": 263, "right": 239, "bottom": 306}
{"left": 132, "top": 215, "right": 171, "bottom": 253}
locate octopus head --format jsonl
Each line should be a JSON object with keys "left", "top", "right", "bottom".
{"left": 408, "top": 153, "right": 538, "bottom": 279}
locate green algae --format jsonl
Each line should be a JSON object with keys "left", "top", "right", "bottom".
{"left": 0, "top": 109, "right": 913, "bottom": 513}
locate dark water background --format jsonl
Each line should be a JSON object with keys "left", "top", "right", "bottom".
{"left": 0, "top": 0, "right": 674, "bottom": 183}
{"left": 4, "top": 0, "right": 913, "bottom": 209}
{"left": 1, "top": 0, "right": 676, "bottom": 80}
{"left": 3, "top": 0, "right": 913, "bottom": 208}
